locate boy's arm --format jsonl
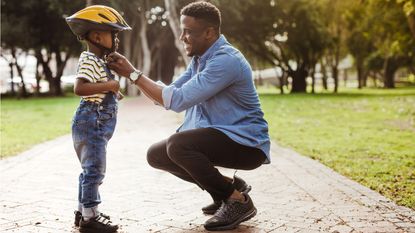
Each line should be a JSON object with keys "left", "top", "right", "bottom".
{"left": 74, "top": 78, "right": 120, "bottom": 96}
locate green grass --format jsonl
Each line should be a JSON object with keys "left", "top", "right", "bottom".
{"left": 1, "top": 87, "right": 414, "bottom": 209}
{"left": 1, "top": 96, "right": 80, "bottom": 158}
{"left": 259, "top": 86, "right": 415, "bottom": 209}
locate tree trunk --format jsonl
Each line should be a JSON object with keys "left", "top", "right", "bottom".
{"left": 35, "top": 50, "right": 55, "bottom": 95}
{"left": 11, "top": 48, "right": 27, "bottom": 98}
{"left": 9, "top": 63, "right": 15, "bottom": 95}
{"left": 332, "top": 65, "right": 339, "bottom": 93}
{"left": 139, "top": 11, "right": 151, "bottom": 75}
{"left": 383, "top": 57, "right": 397, "bottom": 88}
{"left": 321, "top": 64, "right": 328, "bottom": 90}
{"left": 407, "top": 13, "right": 415, "bottom": 40}
{"left": 310, "top": 67, "right": 315, "bottom": 94}
{"left": 343, "top": 69, "right": 348, "bottom": 87}
{"left": 290, "top": 68, "right": 307, "bottom": 93}
{"left": 356, "top": 59, "right": 364, "bottom": 89}
{"left": 35, "top": 60, "right": 41, "bottom": 96}
{"left": 275, "top": 68, "right": 284, "bottom": 94}
{"left": 164, "top": 0, "right": 190, "bottom": 66}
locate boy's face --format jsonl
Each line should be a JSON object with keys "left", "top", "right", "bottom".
{"left": 89, "top": 30, "right": 119, "bottom": 51}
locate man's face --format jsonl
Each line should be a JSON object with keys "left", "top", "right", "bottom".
{"left": 179, "top": 15, "right": 210, "bottom": 57}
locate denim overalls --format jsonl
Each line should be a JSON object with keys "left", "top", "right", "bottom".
{"left": 72, "top": 59, "right": 118, "bottom": 208}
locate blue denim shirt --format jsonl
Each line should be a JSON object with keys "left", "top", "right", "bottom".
{"left": 162, "top": 35, "right": 270, "bottom": 163}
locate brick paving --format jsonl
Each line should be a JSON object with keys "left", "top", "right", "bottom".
{"left": 1, "top": 96, "right": 414, "bottom": 233}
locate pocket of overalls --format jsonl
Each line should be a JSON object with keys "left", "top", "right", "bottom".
{"left": 72, "top": 109, "right": 94, "bottom": 143}
{"left": 98, "top": 108, "right": 116, "bottom": 121}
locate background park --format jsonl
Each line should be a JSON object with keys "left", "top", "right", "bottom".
{"left": 1, "top": 0, "right": 415, "bottom": 231}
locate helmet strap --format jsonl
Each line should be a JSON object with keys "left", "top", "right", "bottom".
{"left": 110, "top": 31, "right": 117, "bottom": 53}
{"left": 84, "top": 32, "right": 114, "bottom": 58}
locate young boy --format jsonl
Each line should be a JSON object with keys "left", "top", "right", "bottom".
{"left": 66, "top": 5, "right": 131, "bottom": 233}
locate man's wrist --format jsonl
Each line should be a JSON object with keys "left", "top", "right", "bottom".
{"left": 128, "top": 69, "right": 143, "bottom": 84}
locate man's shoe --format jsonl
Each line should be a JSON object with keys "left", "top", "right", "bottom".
{"left": 202, "top": 176, "right": 251, "bottom": 215}
{"left": 79, "top": 215, "right": 118, "bottom": 233}
{"left": 74, "top": 210, "right": 111, "bottom": 227}
{"left": 232, "top": 175, "right": 252, "bottom": 194}
{"left": 204, "top": 193, "right": 257, "bottom": 231}
{"left": 201, "top": 201, "right": 222, "bottom": 215}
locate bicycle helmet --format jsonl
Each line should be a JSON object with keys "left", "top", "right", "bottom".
{"left": 66, "top": 5, "right": 131, "bottom": 39}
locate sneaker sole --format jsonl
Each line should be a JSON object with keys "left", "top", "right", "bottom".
{"left": 79, "top": 228, "right": 118, "bottom": 233}
{"left": 204, "top": 207, "right": 257, "bottom": 231}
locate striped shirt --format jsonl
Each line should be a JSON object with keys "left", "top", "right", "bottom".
{"left": 76, "top": 51, "right": 109, "bottom": 103}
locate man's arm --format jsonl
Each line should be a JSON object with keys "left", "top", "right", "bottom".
{"left": 107, "top": 52, "right": 164, "bottom": 105}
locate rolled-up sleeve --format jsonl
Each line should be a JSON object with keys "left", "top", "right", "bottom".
{"left": 166, "top": 52, "right": 239, "bottom": 113}
{"left": 162, "top": 84, "right": 175, "bottom": 110}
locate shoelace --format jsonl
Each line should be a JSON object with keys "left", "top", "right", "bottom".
{"left": 215, "top": 201, "right": 238, "bottom": 220}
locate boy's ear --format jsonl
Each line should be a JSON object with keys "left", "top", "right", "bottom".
{"left": 88, "top": 31, "right": 100, "bottom": 43}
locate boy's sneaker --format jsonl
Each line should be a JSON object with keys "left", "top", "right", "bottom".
{"left": 202, "top": 175, "right": 252, "bottom": 215}
{"left": 74, "top": 211, "right": 111, "bottom": 227}
{"left": 204, "top": 193, "right": 257, "bottom": 231}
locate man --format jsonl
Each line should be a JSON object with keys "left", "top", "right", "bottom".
{"left": 107, "top": 1, "right": 270, "bottom": 231}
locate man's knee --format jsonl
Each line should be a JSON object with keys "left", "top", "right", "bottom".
{"left": 146, "top": 141, "right": 167, "bottom": 169}
{"left": 166, "top": 133, "right": 187, "bottom": 162}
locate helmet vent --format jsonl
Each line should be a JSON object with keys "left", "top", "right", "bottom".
{"left": 98, "top": 13, "right": 111, "bottom": 21}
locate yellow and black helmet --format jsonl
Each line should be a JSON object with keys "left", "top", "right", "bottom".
{"left": 66, "top": 5, "right": 131, "bottom": 38}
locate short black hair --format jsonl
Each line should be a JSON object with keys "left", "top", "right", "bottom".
{"left": 180, "top": 1, "right": 221, "bottom": 30}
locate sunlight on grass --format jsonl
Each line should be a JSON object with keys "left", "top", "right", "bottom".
{"left": 1, "top": 96, "right": 80, "bottom": 158}
{"left": 259, "top": 86, "right": 415, "bottom": 209}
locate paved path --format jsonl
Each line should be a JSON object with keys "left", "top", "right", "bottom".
{"left": 1, "top": 96, "right": 414, "bottom": 233}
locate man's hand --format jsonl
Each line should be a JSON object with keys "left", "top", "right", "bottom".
{"left": 107, "top": 52, "right": 135, "bottom": 77}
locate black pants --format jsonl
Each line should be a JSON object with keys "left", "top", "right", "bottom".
{"left": 147, "top": 127, "right": 266, "bottom": 201}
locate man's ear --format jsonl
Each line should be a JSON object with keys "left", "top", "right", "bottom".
{"left": 205, "top": 27, "right": 217, "bottom": 40}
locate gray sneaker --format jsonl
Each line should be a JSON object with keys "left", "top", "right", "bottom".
{"left": 202, "top": 175, "right": 252, "bottom": 215}
{"left": 204, "top": 193, "right": 257, "bottom": 231}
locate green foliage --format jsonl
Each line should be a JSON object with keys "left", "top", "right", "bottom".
{"left": 260, "top": 87, "right": 415, "bottom": 209}
{"left": 1, "top": 0, "right": 83, "bottom": 52}
{"left": 0, "top": 96, "right": 80, "bottom": 158}
{"left": 219, "top": 0, "right": 330, "bottom": 92}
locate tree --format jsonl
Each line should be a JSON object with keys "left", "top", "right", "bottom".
{"left": 319, "top": 0, "right": 350, "bottom": 93}
{"left": 2, "top": 0, "right": 84, "bottom": 96}
{"left": 344, "top": 1, "right": 375, "bottom": 88}
{"left": 367, "top": 0, "right": 415, "bottom": 88}
{"left": 398, "top": 0, "right": 415, "bottom": 40}
{"left": 220, "top": 0, "right": 329, "bottom": 93}
{"left": 164, "top": 0, "right": 190, "bottom": 66}
{"left": 1, "top": 0, "right": 32, "bottom": 97}
{"left": 112, "top": 0, "right": 180, "bottom": 91}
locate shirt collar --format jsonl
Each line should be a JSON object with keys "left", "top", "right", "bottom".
{"left": 193, "top": 34, "right": 228, "bottom": 65}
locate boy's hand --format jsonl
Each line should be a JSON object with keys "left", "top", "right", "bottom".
{"left": 107, "top": 79, "right": 120, "bottom": 93}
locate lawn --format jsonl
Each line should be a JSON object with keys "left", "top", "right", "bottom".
{"left": 1, "top": 87, "right": 414, "bottom": 210}
{"left": 259, "top": 87, "right": 415, "bottom": 209}
{"left": 1, "top": 96, "right": 80, "bottom": 158}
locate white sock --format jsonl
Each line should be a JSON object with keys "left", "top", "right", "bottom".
{"left": 78, "top": 203, "right": 82, "bottom": 213}
{"left": 82, "top": 206, "right": 100, "bottom": 220}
